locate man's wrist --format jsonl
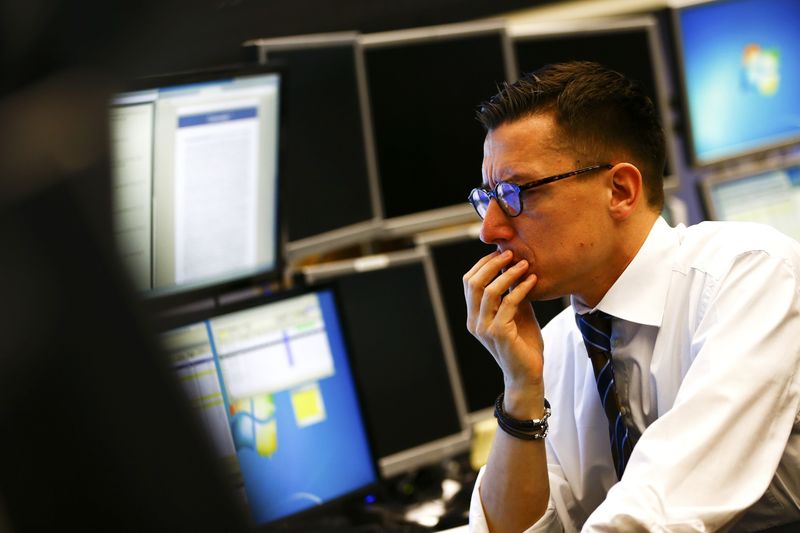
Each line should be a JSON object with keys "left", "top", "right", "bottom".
{"left": 495, "top": 392, "right": 551, "bottom": 441}
{"left": 502, "top": 384, "right": 546, "bottom": 420}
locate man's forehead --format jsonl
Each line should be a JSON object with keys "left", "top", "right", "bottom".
{"left": 481, "top": 160, "right": 538, "bottom": 188}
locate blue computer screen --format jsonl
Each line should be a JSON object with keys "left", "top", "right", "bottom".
{"left": 677, "top": 0, "right": 800, "bottom": 165}
{"left": 160, "top": 288, "right": 377, "bottom": 525}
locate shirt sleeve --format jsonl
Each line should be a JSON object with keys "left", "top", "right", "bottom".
{"left": 583, "top": 250, "right": 800, "bottom": 531}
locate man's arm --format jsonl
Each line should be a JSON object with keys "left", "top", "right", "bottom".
{"left": 463, "top": 250, "right": 549, "bottom": 532}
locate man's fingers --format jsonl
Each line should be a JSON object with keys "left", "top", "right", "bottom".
{"left": 464, "top": 251, "right": 512, "bottom": 330}
{"left": 476, "top": 260, "right": 531, "bottom": 328}
{"left": 463, "top": 250, "right": 500, "bottom": 283}
{"left": 494, "top": 273, "right": 537, "bottom": 325}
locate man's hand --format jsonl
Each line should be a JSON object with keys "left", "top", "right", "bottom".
{"left": 463, "top": 249, "right": 544, "bottom": 418}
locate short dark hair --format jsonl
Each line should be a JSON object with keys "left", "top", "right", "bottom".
{"left": 477, "top": 61, "right": 665, "bottom": 209}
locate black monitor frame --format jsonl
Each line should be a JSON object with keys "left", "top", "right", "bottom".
{"left": 509, "top": 15, "right": 680, "bottom": 191}
{"left": 110, "top": 62, "right": 287, "bottom": 312}
{"left": 243, "top": 33, "right": 385, "bottom": 262}
{"left": 301, "top": 248, "right": 470, "bottom": 478}
{"left": 360, "top": 21, "right": 516, "bottom": 239}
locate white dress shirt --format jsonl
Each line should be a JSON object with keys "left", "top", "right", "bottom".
{"left": 469, "top": 217, "right": 800, "bottom": 532}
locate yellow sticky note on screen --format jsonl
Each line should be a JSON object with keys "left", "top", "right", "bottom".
{"left": 291, "top": 383, "right": 326, "bottom": 427}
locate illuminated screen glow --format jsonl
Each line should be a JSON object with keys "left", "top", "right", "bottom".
{"left": 110, "top": 70, "right": 281, "bottom": 295}
{"left": 678, "top": 0, "right": 800, "bottom": 164}
{"left": 160, "top": 289, "right": 377, "bottom": 525}
{"left": 708, "top": 164, "right": 800, "bottom": 241}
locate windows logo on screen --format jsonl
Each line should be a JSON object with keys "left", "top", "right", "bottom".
{"left": 742, "top": 43, "right": 781, "bottom": 96}
{"left": 231, "top": 394, "right": 278, "bottom": 457}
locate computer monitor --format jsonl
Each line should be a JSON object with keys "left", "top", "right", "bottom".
{"left": 109, "top": 64, "right": 283, "bottom": 300}
{"left": 361, "top": 22, "right": 514, "bottom": 237}
{"left": 302, "top": 249, "right": 469, "bottom": 478}
{"left": 156, "top": 287, "right": 379, "bottom": 528}
{"left": 243, "top": 33, "right": 383, "bottom": 260}
{"left": 699, "top": 157, "right": 800, "bottom": 241}
{"left": 416, "top": 225, "right": 569, "bottom": 421}
{"left": 510, "top": 16, "right": 678, "bottom": 188}
{"left": 672, "top": 0, "right": 800, "bottom": 166}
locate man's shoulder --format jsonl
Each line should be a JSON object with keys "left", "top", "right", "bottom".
{"left": 674, "top": 220, "right": 800, "bottom": 278}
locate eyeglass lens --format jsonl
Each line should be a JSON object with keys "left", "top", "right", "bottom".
{"left": 497, "top": 182, "right": 521, "bottom": 216}
{"left": 469, "top": 182, "right": 522, "bottom": 219}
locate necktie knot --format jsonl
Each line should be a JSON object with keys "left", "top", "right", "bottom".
{"left": 576, "top": 311, "right": 613, "bottom": 353}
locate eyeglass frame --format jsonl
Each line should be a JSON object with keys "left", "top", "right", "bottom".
{"left": 468, "top": 163, "right": 613, "bottom": 219}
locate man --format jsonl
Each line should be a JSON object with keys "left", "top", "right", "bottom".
{"left": 463, "top": 61, "right": 800, "bottom": 532}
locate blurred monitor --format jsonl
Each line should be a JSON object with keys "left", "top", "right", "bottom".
{"left": 157, "top": 287, "right": 379, "bottom": 528}
{"left": 672, "top": 0, "right": 800, "bottom": 166}
{"left": 244, "top": 34, "right": 383, "bottom": 260}
{"left": 510, "top": 16, "right": 678, "bottom": 187}
{"left": 417, "top": 226, "right": 568, "bottom": 421}
{"left": 361, "top": 22, "right": 513, "bottom": 237}
{"left": 1, "top": 172, "right": 249, "bottom": 533}
{"left": 109, "top": 64, "right": 283, "bottom": 301}
{"left": 700, "top": 158, "right": 800, "bottom": 241}
{"left": 302, "top": 250, "right": 469, "bottom": 478}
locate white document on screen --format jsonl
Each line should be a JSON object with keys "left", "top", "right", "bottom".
{"left": 173, "top": 102, "right": 260, "bottom": 285}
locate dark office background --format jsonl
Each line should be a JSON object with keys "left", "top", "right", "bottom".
{"left": 2, "top": 0, "right": 559, "bottom": 93}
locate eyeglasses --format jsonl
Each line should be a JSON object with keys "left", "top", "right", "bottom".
{"left": 468, "top": 164, "right": 612, "bottom": 219}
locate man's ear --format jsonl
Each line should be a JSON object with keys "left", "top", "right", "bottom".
{"left": 608, "top": 163, "right": 643, "bottom": 221}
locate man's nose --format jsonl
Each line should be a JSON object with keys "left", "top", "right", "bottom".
{"left": 479, "top": 199, "right": 514, "bottom": 244}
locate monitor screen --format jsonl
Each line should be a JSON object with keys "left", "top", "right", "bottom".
{"left": 253, "top": 38, "right": 380, "bottom": 257}
{"left": 157, "top": 287, "right": 378, "bottom": 527}
{"left": 363, "top": 25, "right": 510, "bottom": 234}
{"left": 304, "top": 253, "right": 468, "bottom": 477}
{"left": 110, "top": 66, "right": 282, "bottom": 297}
{"left": 701, "top": 161, "right": 800, "bottom": 241}
{"left": 424, "top": 234, "right": 568, "bottom": 418}
{"left": 511, "top": 17, "right": 675, "bottom": 180}
{"left": 674, "top": 0, "right": 800, "bottom": 166}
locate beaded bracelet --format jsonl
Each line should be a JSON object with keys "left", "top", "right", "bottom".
{"left": 494, "top": 392, "right": 551, "bottom": 441}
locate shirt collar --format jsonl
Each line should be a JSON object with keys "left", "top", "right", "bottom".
{"left": 571, "top": 217, "right": 677, "bottom": 327}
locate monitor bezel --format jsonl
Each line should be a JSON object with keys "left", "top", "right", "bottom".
{"left": 243, "top": 33, "right": 386, "bottom": 262}
{"left": 360, "top": 21, "right": 516, "bottom": 240}
{"left": 111, "top": 62, "right": 288, "bottom": 311}
{"left": 301, "top": 248, "right": 471, "bottom": 479}
{"left": 670, "top": 0, "right": 800, "bottom": 168}
{"left": 508, "top": 14, "right": 680, "bottom": 191}
{"left": 153, "top": 283, "right": 383, "bottom": 531}
{"left": 698, "top": 152, "right": 800, "bottom": 221}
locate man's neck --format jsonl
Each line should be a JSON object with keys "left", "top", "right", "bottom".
{"left": 575, "top": 211, "right": 660, "bottom": 308}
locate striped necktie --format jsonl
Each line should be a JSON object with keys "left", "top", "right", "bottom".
{"left": 575, "top": 311, "right": 636, "bottom": 479}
